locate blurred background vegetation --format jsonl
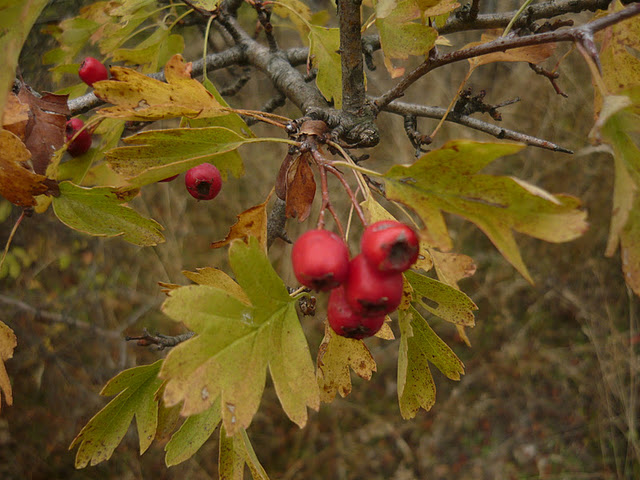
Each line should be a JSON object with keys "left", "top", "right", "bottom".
{"left": 1, "top": 1, "right": 638, "bottom": 479}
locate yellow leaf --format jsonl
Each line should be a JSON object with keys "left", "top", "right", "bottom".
{"left": 0, "top": 130, "right": 49, "bottom": 207}
{"left": 94, "top": 54, "right": 225, "bottom": 121}
{"left": 316, "top": 324, "right": 377, "bottom": 403}
{"left": 210, "top": 195, "right": 270, "bottom": 253}
{"left": 0, "top": 321, "right": 16, "bottom": 412}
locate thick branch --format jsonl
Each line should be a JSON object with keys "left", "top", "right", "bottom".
{"left": 380, "top": 100, "right": 573, "bottom": 153}
{"left": 375, "top": 3, "right": 640, "bottom": 112}
{"left": 338, "top": 0, "right": 366, "bottom": 113}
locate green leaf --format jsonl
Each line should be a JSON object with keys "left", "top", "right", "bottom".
{"left": 69, "top": 360, "right": 164, "bottom": 468}
{"left": 160, "top": 238, "right": 319, "bottom": 435}
{"left": 197, "top": 77, "right": 255, "bottom": 138}
{"left": 105, "top": 127, "right": 248, "bottom": 186}
{"left": 52, "top": 181, "right": 165, "bottom": 246}
{"left": 164, "top": 397, "right": 221, "bottom": 466}
{"left": 0, "top": 0, "right": 48, "bottom": 116}
{"left": 308, "top": 26, "right": 342, "bottom": 108}
{"left": 112, "top": 29, "right": 185, "bottom": 73}
{"left": 397, "top": 306, "right": 464, "bottom": 419}
{"left": 383, "top": 140, "right": 588, "bottom": 283}
{"left": 375, "top": 0, "right": 438, "bottom": 77}
{"left": 219, "top": 426, "right": 269, "bottom": 480}
{"left": 405, "top": 270, "right": 477, "bottom": 326}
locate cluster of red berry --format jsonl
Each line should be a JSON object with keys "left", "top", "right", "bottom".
{"left": 66, "top": 58, "right": 223, "bottom": 201}
{"left": 292, "top": 221, "right": 419, "bottom": 339}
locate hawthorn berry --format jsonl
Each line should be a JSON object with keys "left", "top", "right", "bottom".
{"left": 291, "top": 229, "right": 349, "bottom": 291}
{"left": 327, "top": 285, "right": 385, "bottom": 339}
{"left": 185, "top": 163, "right": 222, "bottom": 200}
{"left": 65, "top": 118, "right": 92, "bottom": 157}
{"left": 361, "top": 220, "right": 419, "bottom": 272}
{"left": 78, "top": 57, "right": 108, "bottom": 86}
{"left": 345, "top": 254, "right": 404, "bottom": 316}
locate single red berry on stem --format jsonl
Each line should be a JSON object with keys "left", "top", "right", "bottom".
{"left": 327, "top": 285, "right": 385, "bottom": 339}
{"left": 345, "top": 254, "right": 404, "bottom": 316}
{"left": 65, "top": 118, "right": 92, "bottom": 157}
{"left": 291, "top": 229, "right": 349, "bottom": 291}
{"left": 78, "top": 57, "right": 108, "bottom": 86}
{"left": 361, "top": 220, "right": 419, "bottom": 272}
{"left": 185, "top": 163, "right": 222, "bottom": 200}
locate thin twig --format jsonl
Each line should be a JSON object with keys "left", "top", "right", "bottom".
{"left": 324, "top": 163, "right": 368, "bottom": 227}
{"left": 374, "top": 4, "right": 640, "bottom": 112}
{"left": 380, "top": 100, "right": 573, "bottom": 153}
{"left": 126, "top": 329, "right": 196, "bottom": 350}
{"left": 0, "top": 293, "right": 122, "bottom": 340}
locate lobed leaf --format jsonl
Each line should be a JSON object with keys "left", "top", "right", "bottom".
{"left": 52, "top": 181, "right": 164, "bottom": 246}
{"left": 211, "top": 196, "right": 269, "bottom": 253}
{"left": 383, "top": 140, "right": 588, "bottom": 283}
{"left": 316, "top": 324, "right": 377, "bottom": 403}
{"left": 219, "top": 426, "right": 269, "bottom": 480}
{"left": 0, "top": 130, "right": 49, "bottom": 207}
{"left": 0, "top": 321, "right": 16, "bottom": 412}
{"left": 69, "top": 360, "right": 164, "bottom": 468}
{"left": 309, "top": 26, "right": 342, "bottom": 108}
{"left": 405, "top": 270, "right": 477, "bottom": 327}
{"left": 94, "top": 54, "right": 225, "bottom": 121}
{"left": 161, "top": 238, "right": 319, "bottom": 435}
{"left": 397, "top": 306, "right": 464, "bottom": 419}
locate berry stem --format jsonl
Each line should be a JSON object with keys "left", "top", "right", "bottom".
{"left": 324, "top": 163, "right": 367, "bottom": 227}
{"left": 315, "top": 161, "right": 345, "bottom": 237}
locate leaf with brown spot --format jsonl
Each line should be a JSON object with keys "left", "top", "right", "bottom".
{"left": 0, "top": 130, "right": 50, "bottom": 207}
{"left": 316, "top": 323, "right": 377, "bottom": 403}
{"left": 285, "top": 153, "right": 316, "bottom": 222}
{"left": 94, "top": 54, "right": 225, "bottom": 121}
{"left": 17, "top": 87, "right": 69, "bottom": 175}
{"left": 2, "top": 93, "right": 30, "bottom": 140}
{"left": 0, "top": 321, "right": 17, "bottom": 412}
{"left": 374, "top": 317, "right": 395, "bottom": 340}
{"left": 211, "top": 196, "right": 269, "bottom": 252}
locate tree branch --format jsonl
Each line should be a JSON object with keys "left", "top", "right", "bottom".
{"left": 374, "top": 3, "right": 640, "bottom": 112}
{"left": 338, "top": 0, "right": 366, "bottom": 113}
{"left": 380, "top": 99, "right": 573, "bottom": 153}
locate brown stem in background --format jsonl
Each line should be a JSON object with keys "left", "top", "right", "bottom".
{"left": 338, "top": 0, "right": 366, "bottom": 114}
{"left": 126, "top": 329, "right": 196, "bottom": 350}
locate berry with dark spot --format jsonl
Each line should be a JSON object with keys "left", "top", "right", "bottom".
{"left": 361, "top": 220, "right": 419, "bottom": 272}
{"left": 345, "top": 254, "right": 403, "bottom": 316}
{"left": 327, "top": 285, "right": 385, "bottom": 339}
{"left": 185, "top": 163, "right": 222, "bottom": 200}
{"left": 292, "top": 229, "right": 349, "bottom": 291}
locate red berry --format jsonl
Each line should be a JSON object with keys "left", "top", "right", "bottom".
{"left": 65, "top": 118, "right": 92, "bottom": 157}
{"left": 327, "top": 285, "right": 385, "bottom": 339}
{"left": 291, "top": 229, "right": 349, "bottom": 291}
{"left": 159, "top": 174, "right": 179, "bottom": 183}
{"left": 345, "top": 254, "right": 404, "bottom": 316}
{"left": 361, "top": 220, "right": 419, "bottom": 272}
{"left": 185, "top": 163, "right": 222, "bottom": 200}
{"left": 78, "top": 57, "right": 108, "bottom": 86}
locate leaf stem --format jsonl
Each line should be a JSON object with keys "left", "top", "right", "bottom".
{"left": 0, "top": 210, "right": 26, "bottom": 273}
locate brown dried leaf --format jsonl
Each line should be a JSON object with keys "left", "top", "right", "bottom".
{"left": 0, "top": 321, "right": 17, "bottom": 412}
{"left": 211, "top": 196, "right": 269, "bottom": 252}
{"left": 275, "top": 153, "right": 295, "bottom": 201}
{"left": 468, "top": 31, "right": 556, "bottom": 68}
{"left": 285, "top": 152, "right": 316, "bottom": 222}
{"left": 2, "top": 93, "right": 30, "bottom": 140}
{"left": 0, "top": 130, "right": 49, "bottom": 206}
{"left": 429, "top": 250, "right": 477, "bottom": 289}
{"left": 17, "top": 87, "right": 69, "bottom": 175}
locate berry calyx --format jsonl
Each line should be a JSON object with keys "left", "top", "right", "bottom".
{"left": 78, "top": 57, "right": 108, "bottom": 86}
{"left": 345, "top": 254, "right": 404, "bottom": 316}
{"left": 361, "top": 220, "right": 419, "bottom": 272}
{"left": 158, "top": 174, "right": 179, "bottom": 183}
{"left": 327, "top": 285, "right": 385, "bottom": 339}
{"left": 291, "top": 229, "right": 349, "bottom": 291}
{"left": 65, "top": 118, "right": 92, "bottom": 157}
{"left": 185, "top": 163, "right": 222, "bottom": 200}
